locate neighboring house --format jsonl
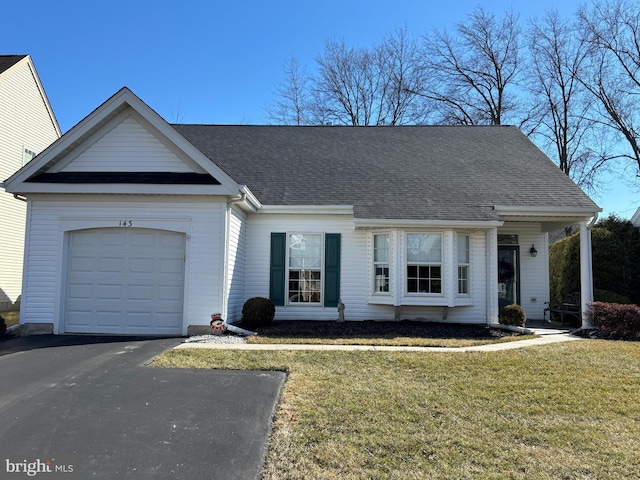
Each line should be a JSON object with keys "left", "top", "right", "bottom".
{"left": 0, "top": 55, "right": 61, "bottom": 311}
{"left": 4, "top": 88, "right": 601, "bottom": 335}
{"left": 632, "top": 207, "right": 640, "bottom": 227}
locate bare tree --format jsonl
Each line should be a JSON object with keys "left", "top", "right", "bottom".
{"left": 268, "top": 28, "right": 427, "bottom": 125}
{"left": 526, "top": 9, "right": 603, "bottom": 189}
{"left": 421, "top": 6, "right": 523, "bottom": 125}
{"left": 578, "top": 0, "right": 640, "bottom": 175}
{"left": 267, "top": 57, "right": 311, "bottom": 125}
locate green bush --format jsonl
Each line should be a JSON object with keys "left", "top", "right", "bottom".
{"left": 595, "top": 288, "right": 631, "bottom": 304}
{"left": 587, "top": 301, "right": 640, "bottom": 340}
{"left": 498, "top": 304, "right": 526, "bottom": 327}
{"left": 549, "top": 216, "right": 640, "bottom": 308}
{"left": 0, "top": 316, "right": 6, "bottom": 337}
{"left": 241, "top": 297, "right": 275, "bottom": 328}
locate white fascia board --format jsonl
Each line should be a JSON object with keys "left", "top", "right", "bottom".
{"left": 494, "top": 205, "right": 602, "bottom": 217}
{"left": 353, "top": 218, "right": 504, "bottom": 230}
{"left": 24, "top": 55, "right": 62, "bottom": 137}
{"left": 257, "top": 205, "right": 354, "bottom": 215}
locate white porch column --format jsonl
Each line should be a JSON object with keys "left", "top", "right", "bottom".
{"left": 579, "top": 221, "right": 595, "bottom": 328}
{"left": 486, "top": 228, "right": 499, "bottom": 324}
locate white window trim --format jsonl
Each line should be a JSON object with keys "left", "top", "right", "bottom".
{"left": 457, "top": 233, "right": 471, "bottom": 297}
{"left": 372, "top": 232, "right": 392, "bottom": 296}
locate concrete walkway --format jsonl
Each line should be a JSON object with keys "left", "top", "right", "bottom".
{"left": 174, "top": 327, "right": 582, "bottom": 353}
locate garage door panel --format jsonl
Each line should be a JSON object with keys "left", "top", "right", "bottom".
{"left": 64, "top": 228, "right": 185, "bottom": 334}
{"left": 99, "top": 257, "right": 126, "bottom": 273}
{"left": 127, "top": 284, "right": 154, "bottom": 301}
{"left": 70, "top": 256, "right": 95, "bottom": 273}
{"left": 97, "top": 284, "right": 123, "bottom": 300}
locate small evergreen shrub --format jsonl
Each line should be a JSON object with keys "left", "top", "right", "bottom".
{"left": 0, "top": 316, "right": 6, "bottom": 337}
{"left": 241, "top": 297, "right": 275, "bottom": 328}
{"left": 498, "top": 304, "right": 526, "bottom": 327}
{"left": 587, "top": 302, "right": 640, "bottom": 340}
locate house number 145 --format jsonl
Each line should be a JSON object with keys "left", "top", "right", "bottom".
{"left": 119, "top": 220, "right": 133, "bottom": 227}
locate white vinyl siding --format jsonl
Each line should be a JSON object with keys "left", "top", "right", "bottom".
{"left": 0, "top": 57, "right": 59, "bottom": 309}
{"left": 57, "top": 115, "right": 202, "bottom": 173}
{"left": 20, "top": 195, "right": 227, "bottom": 334}
{"left": 225, "top": 206, "right": 247, "bottom": 323}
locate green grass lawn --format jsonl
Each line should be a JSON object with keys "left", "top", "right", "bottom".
{"left": 154, "top": 340, "right": 640, "bottom": 479}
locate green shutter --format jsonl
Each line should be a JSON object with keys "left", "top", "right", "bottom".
{"left": 324, "top": 233, "right": 341, "bottom": 307}
{"left": 270, "top": 233, "right": 286, "bottom": 306}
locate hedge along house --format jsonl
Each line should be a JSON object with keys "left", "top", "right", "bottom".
{"left": 4, "top": 88, "right": 601, "bottom": 336}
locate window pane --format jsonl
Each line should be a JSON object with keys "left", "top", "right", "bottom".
{"left": 458, "top": 235, "right": 469, "bottom": 264}
{"left": 407, "top": 233, "right": 442, "bottom": 262}
{"left": 374, "top": 234, "right": 390, "bottom": 262}
{"left": 458, "top": 266, "right": 469, "bottom": 294}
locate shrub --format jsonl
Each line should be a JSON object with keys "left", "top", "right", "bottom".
{"left": 0, "top": 316, "right": 6, "bottom": 337}
{"left": 587, "top": 302, "right": 640, "bottom": 340}
{"left": 241, "top": 297, "right": 275, "bottom": 328}
{"left": 498, "top": 304, "right": 526, "bottom": 327}
{"left": 594, "top": 288, "right": 631, "bottom": 304}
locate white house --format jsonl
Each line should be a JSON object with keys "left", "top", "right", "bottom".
{"left": 0, "top": 55, "right": 61, "bottom": 311}
{"left": 4, "top": 88, "right": 601, "bottom": 335}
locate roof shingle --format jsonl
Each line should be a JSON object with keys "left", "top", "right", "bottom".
{"left": 172, "top": 124, "right": 600, "bottom": 221}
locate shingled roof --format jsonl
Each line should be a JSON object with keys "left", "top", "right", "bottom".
{"left": 0, "top": 55, "right": 27, "bottom": 74}
{"left": 172, "top": 124, "right": 599, "bottom": 222}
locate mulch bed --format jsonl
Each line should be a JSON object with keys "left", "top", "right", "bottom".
{"left": 248, "top": 320, "right": 521, "bottom": 340}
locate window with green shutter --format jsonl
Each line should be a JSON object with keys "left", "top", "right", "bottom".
{"left": 269, "top": 232, "right": 341, "bottom": 307}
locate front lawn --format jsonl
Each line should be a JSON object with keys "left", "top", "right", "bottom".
{"left": 154, "top": 340, "right": 640, "bottom": 479}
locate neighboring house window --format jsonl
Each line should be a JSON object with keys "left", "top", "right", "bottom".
{"left": 458, "top": 234, "right": 470, "bottom": 295}
{"left": 23, "top": 147, "right": 37, "bottom": 165}
{"left": 373, "top": 233, "right": 390, "bottom": 293}
{"left": 270, "top": 233, "right": 341, "bottom": 307}
{"left": 406, "top": 233, "right": 442, "bottom": 294}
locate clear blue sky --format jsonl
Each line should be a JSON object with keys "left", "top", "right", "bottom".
{"left": 2, "top": 0, "right": 637, "bottom": 219}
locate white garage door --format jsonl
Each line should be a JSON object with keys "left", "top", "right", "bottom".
{"left": 64, "top": 228, "right": 185, "bottom": 335}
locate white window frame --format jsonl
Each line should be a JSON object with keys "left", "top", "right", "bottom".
{"left": 286, "top": 233, "right": 324, "bottom": 305}
{"left": 405, "top": 232, "right": 443, "bottom": 296}
{"left": 457, "top": 234, "right": 471, "bottom": 296}
{"left": 373, "top": 233, "right": 391, "bottom": 295}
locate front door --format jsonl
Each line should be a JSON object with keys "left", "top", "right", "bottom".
{"left": 498, "top": 246, "right": 520, "bottom": 310}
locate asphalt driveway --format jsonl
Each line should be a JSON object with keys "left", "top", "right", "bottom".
{"left": 0, "top": 335, "right": 285, "bottom": 479}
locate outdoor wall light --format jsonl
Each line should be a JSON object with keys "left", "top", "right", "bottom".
{"left": 530, "top": 244, "right": 538, "bottom": 257}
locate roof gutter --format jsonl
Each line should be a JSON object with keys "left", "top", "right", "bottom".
{"left": 228, "top": 185, "right": 261, "bottom": 213}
